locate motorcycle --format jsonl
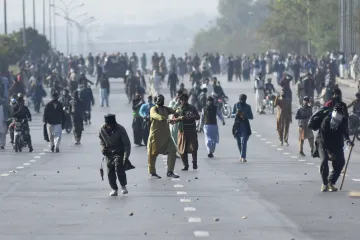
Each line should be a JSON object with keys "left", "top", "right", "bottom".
{"left": 217, "top": 97, "right": 232, "bottom": 118}
{"left": 63, "top": 106, "right": 73, "bottom": 133}
{"left": 263, "top": 90, "right": 275, "bottom": 114}
{"left": 14, "top": 119, "right": 29, "bottom": 152}
{"left": 349, "top": 112, "right": 360, "bottom": 140}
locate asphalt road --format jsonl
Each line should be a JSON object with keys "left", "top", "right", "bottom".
{"left": 0, "top": 74, "right": 359, "bottom": 240}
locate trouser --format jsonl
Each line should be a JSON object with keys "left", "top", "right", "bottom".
{"left": 277, "top": 119, "right": 290, "bottom": 143}
{"left": 169, "top": 86, "right": 176, "bottom": 99}
{"left": 142, "top": 120, "right": 150, "bottom": 146}
{"left": 255, "top": 90, "right": 264, "bottom": 112}
{"left": 0, "top": 133, "right": 6, "bottom": 147}
{"left": 132, "top": 117, "right": 143, "bottom": 145}
{"left": 9, "top": 126, "right": 14, "bottom": 143}
{"left": 180, "top": 152, "right": 197, "bottom": 167}
{"left": 100, "top": 88, "right": 109, "bottom": 107}
{"left": 148, "top": 152, "right": 176, "bottom": 174}
{"left": 47, "top": 124, "right": 62, "bottom": 149}
{"left": 206, "top": 139, "right": 216, "bottom": 154}
{"left": 107, "top": 156, "right": 127, "bottom": 189}
{"left": 74, "top": 130, "right": 82, "bottom": 142}
{"left": 318, "top": 144, "right": 345, "bottom": 186}
{"left": 84, "top": 110, "right": 91, "bottom": 123}
{"left": 228, "top": 71, "right": 233, "bottom": 81}
{"left": 299, "top": 137, "right": 314, "bottom": 153}
{"left": 236, "top": 134, "right": 249, "bottom": 159}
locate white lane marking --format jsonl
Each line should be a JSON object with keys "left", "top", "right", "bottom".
{"left": 256, "top": 134, "right": 262, "bottom": 137}
{"left": 266, "top": 141, "right": 271, "bottom": 144}
{"left": 352, "top": 179, "right": 360, "bottom": 182}
{"left": 8, "top": 170, "right": 16, "bottom": 173}
{"left": 261, "top": 138, "right": 266, "bottom": 141}
{"left": 39, "top": 152, "right": 46, "bottom": 155}
{"left": 316, "top": 166, "right": 320, "bottom": 168}
{"left": 0, "top": 173, "right": 10, "bottom": 177}
{"left": 188, "top": 217, "right": 202, "bottom": 223}
{"left": 291, "top": 156, "right": 298, "bottom": 159}
{"left": 252, "top": 131, "right": 257, "bottom": 133}
{"left": 194, "top": 231, "right": 209, "bottom": 237}
{"left": 283, "top": 152, "right": 290, "bottom": 155}
{"left": 16, "top": 166, "right": 24, "bottom": 169}
{"left": 172, "top": 178, "right": 180, "bottom": 181}
{"left": 174, "top": 184, "right": 184, "bottom": 188}
{"left": 177, "top": 191, "right": 187, "bottom": 195}
{"left": 180, "top": 198, "right": 192, "bottom": 203}
{"left": 306, "top": 163, "right": 314, "bottom": 165}
{"left": 298, "top": 160, "right": 306, "bottom": 162}
{"left": 29, "top": 160, "right": 36, "bottom": 163}
{"left": 34, "top": 156, "right": 41, "bottom": 159}
{"left": 23, "top": 163, "right": 30, "bottom": 166}
{"left": 184, "top": 207, "right": 196, "bottom": 212}
{"left": 277, "top": 148, "right": 283, "bottom": 151}
{"left": 271, "top": 145, "right": 277, "bottom": 147}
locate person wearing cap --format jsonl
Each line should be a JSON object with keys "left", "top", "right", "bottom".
{"left": 148, "top": 94, "right": 180, "bottom": 179}
{"left": 231, "top": 94, "right": 253, "bottom": 162}
{"left": 315, "top": 104, "right": 354, "bottom": 192}
{"left": 139, "top": 95, "right": 155, "bottom": 146}
{"left": 200, "top": 96, "right": 225, "bottom": 158}
{"left": 99, "top": 114, "right": 130, "bottom": 196}
{"left": 43, "top": 92, "right": 65, "bottom": 152}
{"left": 274, "top": 89, "right": 292, "bottom": 146}
{"left": 295, "top": 96, "right": 314, "bottom": 156}
{"left": 173, "top": 93, "right": 200, "bottom": 170}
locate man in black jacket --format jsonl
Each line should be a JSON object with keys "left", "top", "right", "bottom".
{"left": 43, "top": 92, "right": 65, "bottom": 152}
{"left": 12, "top": 97, "right": 33, "bottom": 152}
{"left": 316, "top": 104, "right": 354, "bottom": 192}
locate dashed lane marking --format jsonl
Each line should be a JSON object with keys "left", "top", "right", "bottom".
{"left": 271, "top": 145, "right": 277, "bottom": 147}
{"left": 261, "top": 138, "right": 267, "bottom": 141}
{"left": 291, "top": 156, "right": 298, "bottom": 159}
{"left": 16, "top": 166, "right": 24, "bottom": 169}
{"left": 0, "top": 173, "right": 10, "bottom": 177}
{"left": 256, "top": 134, "right": 262, "bottom": 137}
{"left": 171, "top": 178, "right": 180, "bottom": 181}
{"left": 34, "top": 156, "right": 41, "bottom": 159}
{"left": 8, "top": 170, "right": 16, "bottom": 173}
{"left": 352, "top": 179, "right": 360, "bottom": 182}
{"left": 180, "top": 198, "right": 192, "bottom": 203}
{"left": 277, "top": 148, "right": 283, "bottom": 151}
{"left": 266, "top": 141, "right": 272, "bottom": 144}
{"left": 177, "top": 191, "right": 187, "bottom": 195}
{"left": 29, "top": 160, "right": 36, "bottom": 163}
{"left": 39, "top": 152, "right": 46, "bottom": 155}
{"left": 43, "top": 149, "right": 50, "bottom": 152}
{"left": 184, "top": 207, "right": 196, "bottom": 212}
{"left": 298, "top": 160, "right": 306, "bottom": 162}
{"left": 174, "top": 184, "right": 184, "bottom": 188}
{"left": 194, "top": 231, "right": 209, "bottom": 237}
{"left": 283, "top": 152, "right": 290, "bottom": 155}
{"left": 316, "top": 166, "right": 320, "bottom": 168}
{"left": 252, "top": 131, "right": 258, "bottom": 134}
{"left": 188, "top": 217, "right": 202, "bottom": 223}
{"left": 306, "top": 163, "right": 314, "bottom": 165}
{"left": 23, "top": 163, "right": 30, "bottom": 166}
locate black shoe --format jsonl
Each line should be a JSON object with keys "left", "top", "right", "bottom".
{"left": 51, "top": 145, "right": 55, "bottom": 152}
{"left": 181, "top": 166, "right": 189, "bottom": 171}
{"left": 56, "top": 148, "right": 60, "bottom": 153}
{"left": 208, "top": 153, "right": 214, "bottom": 158}
{"left": 0, "top": 146, "right": 4, "bottom": 150}
{"left": 151, "top": 173, "right": 161, "bottom": 179}
{"left": 193, "top": 162, "right": 198, "bottom": 170}
{"left": 299, "top": 152, "right": 306, "bottom": 157}
{"left": 167, "top": 171, "right": 180, "bottom": 178}
{"left": 29, "top": 147, "right": 33, "bottom": 152}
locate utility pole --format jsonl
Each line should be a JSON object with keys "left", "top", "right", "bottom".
{"left": 43, "top": 0, "right": 46, "bottom": 34}
{"left": 4, "top": 0, "right": 7, "bottom": 35}
{"left": 49, "top": 0, "right": 52, "bottom": 46}
{"left": 53, "top": 0, "right": 57, "bottom": 49}
{"left": 33, "top": 0, "right": 36, "bottom": 29}
{"left": 22, "top": 0, "right": 27, "bottom": 46}
{"left": 307, "top": 0, "right": 311, "bottom": 54}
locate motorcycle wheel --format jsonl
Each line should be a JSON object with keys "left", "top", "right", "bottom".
{"left": 15, "top": 135, "right": 21, "bottom": 152}
{"left": 222, "top": 105, "right": 231, "bottom": 118}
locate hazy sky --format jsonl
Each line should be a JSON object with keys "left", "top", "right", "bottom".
{"left": 1, "top": 0, "right": 218, "bottom": 28}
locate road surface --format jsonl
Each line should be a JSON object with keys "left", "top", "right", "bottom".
{"left": 0, "top": 75, "right": 359, "bottom": 240}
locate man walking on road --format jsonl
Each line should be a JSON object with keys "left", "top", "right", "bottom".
{"left": 295, "top": 96, "right": 314, "bottom": 156}
{"left": 274, "top": 90, "right": 292, "bottom": 146}
{"left": 99, "top": 114, "right": 130, "bottom": 196}
{"left": 43, "top": 92, "right": 65, "bottom": 152}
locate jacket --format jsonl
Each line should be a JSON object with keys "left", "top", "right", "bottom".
{"left": 43, "top": 100, "right": 65, "bottom": 125}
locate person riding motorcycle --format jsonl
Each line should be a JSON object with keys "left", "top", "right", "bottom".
{"left": 348, "top": 92, "right": 360, "bottom": 115}
{"left": 8, "top": 98, "right": 18, "bottom": 144}
{"left": 59, "top": 89, "right": 72, "bottom": 108}
{"left": 11, "top": 96, "right": 33, "bottom": 152}
{"left": 265, "top": 78, "right": 276, "bottom": 95}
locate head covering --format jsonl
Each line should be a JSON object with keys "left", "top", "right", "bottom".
{"left": 52, "top": 91, "right": 59, "bottom": 99}
{"left": 104, "top": 114, "right": 116, "bottom": 124}
{"left": 330, "top": 104, "right": 344, "bottom": 130}
{"left": 303, "top": 96, "right": 310, "bottom": 102}
{"left": 207, "top": 96, "right": 214, "bottom": 102}
{"left": 239, "top": 94, "right": 247, "bottom": 102}
{"left": 155, "top": 94, "right": 165, "bottom": 106}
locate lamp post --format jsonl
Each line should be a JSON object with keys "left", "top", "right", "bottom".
{"left": 4, "top": 0, "right": 7, "bottom": 35}
{"left": 22, "top": 0, "right": 26, "bottom": 46}
{"left": 53, "top": 0, "right": 57, "bottom": 49}
{"left": 49, "top": 0, "right": 52, "bottom": 46}
{"left": 43, "top": 0, "right": 46, "bottom": 35}
{"left": 33, "top": 0, "right": 36, "bottom": 29}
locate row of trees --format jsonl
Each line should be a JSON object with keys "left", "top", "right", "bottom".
{"left": 191, "top": 0, "right": 341, "bottom": 56}
{"left": 0, "top": 28, "right": 51, "bottom": 73}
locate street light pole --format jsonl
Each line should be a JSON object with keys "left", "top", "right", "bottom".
{"left": 53, "top": 0, "right": 57, "bottom": 49}
{"left": 43, "top": 0, "right": 46, "bottom": 34}
{"left": 22, "top": 0, "right": 27, "bottom": 46}
{"left": 4, "top": 0, "right": 7, "bottom": 35}
{"left": 307, "top": 0, "right": 311, "bottom": 54}
{"left": 33, "top": 0, "right": 36, "bottom": 29}
{"left": 49, "top": 0, "right": 52, "bottom": 46}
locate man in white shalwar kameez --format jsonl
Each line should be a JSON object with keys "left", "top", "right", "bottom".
{"left": 150, "top": 70, "right": 162, "bottom": 96}
{"left": 254, "top": 73, "right": 265, "bottom": 114}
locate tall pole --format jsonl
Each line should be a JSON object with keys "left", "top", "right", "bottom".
{"left": 66, "top": 22, "right": 70, "bottom": 55}
{"left": 22, "top": 0, "right": 26, "bottom": 46}
{"left": 307, "top": 0, "right": 310, "bottom": 54}
{"left": 4, "top": 0, "right": 7, "bottom": 35}
{"left": 33, "top": 0, "right": 36, "bottom": 29}
{"left": 53, "top": 0, "right": 57, "bottom": 50}
{"left": 49, "top": 0, "right": 52, "bottom": 46}
{"left": 43, "top": 0, "right": 46, "bottom": 34}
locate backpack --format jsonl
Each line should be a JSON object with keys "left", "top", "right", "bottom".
{"left": 308, "top": 107, "right": 331, "bottom": 131}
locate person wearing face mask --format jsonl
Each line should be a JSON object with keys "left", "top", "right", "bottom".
{"left": 295, "top": 96, "right": 314, "bottom": 156}
{"left": 200, "top": 96, "right": 225, "bottom": 158}
{"left": 99, "top": 114, "right": 130, "bottom": 196}
{"left": 147, "top": 94, "right": 180, "bottom": 179}
{"left": 231, "top": 94, "right": 253, "bottom": 162}
{"left": 173, "top": 94, "right": 200, "bottom": 170}
{"left": 315, "top": 104, "right": 354, "bottom": 192}
{"left": 132, "top": 91, "right": 145, "bottom": 146}
{"left": 274, "top": 90, "right": 292, "bottom": 146}
{"left": 139, "top": 95, "right": 155, "bottom": 146}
